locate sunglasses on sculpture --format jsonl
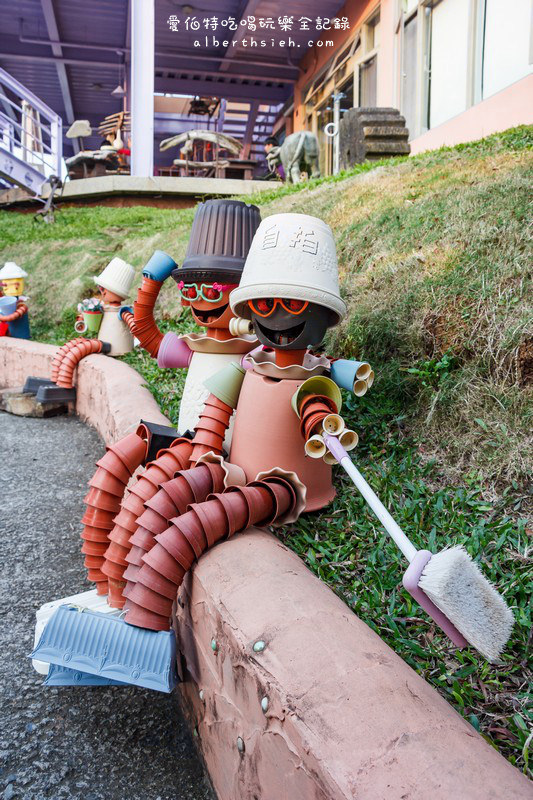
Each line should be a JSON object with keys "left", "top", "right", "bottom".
{"left": 248, "top": 298, "right": 309, "bottom": 318}
{"left": 178, "top": 282, "right": 235, "bottom": 303}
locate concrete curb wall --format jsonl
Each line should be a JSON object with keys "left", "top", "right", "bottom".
{"left": 0, "top": 338, "right": 170, "bottom": 440}
{"left": 2, "top": 338, "right": 530, "bottom": 798}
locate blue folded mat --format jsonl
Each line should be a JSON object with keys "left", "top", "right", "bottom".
{"left": 30, "top": 605, "right": 177, "bottom": 693}
{"left": 44, "top": 663, "right": 127, "bottom": 686}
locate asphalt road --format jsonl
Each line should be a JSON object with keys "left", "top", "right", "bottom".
{"left": 0, "top": 412, "right": 213, "bottom": 800}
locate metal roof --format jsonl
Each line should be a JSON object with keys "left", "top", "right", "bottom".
{"left": 0, "top": 0, "right": 346, "bottom": 155}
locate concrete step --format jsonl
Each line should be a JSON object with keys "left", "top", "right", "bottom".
{"left": 356, "top": 113, "right": 406, "bottom": 126}
{"left": 363, "top": 125, "right": 410, "bottom": 139}
{"left": 364, "top": 140, "right": 411, "bottom": 154}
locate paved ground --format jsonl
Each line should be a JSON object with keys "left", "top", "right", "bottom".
{"left": 0, "top": 412, "right": 213, "bottom": 800}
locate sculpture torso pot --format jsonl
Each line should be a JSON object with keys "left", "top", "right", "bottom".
{"left": 229, "top": 369, "right": 335, "bottom": 511}
{"left": 179, "top": 350, "right": 243, "bottom": 445}
{"left": 98, "top": 304, "right": 134, "bottom": 356}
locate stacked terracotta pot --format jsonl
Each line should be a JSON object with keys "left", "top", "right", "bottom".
{"left": 81, "top": 432, "right": 147, "bottom": 596}
{"left": 54, "top": 338, "right": 104, "bottom": 388}
{"left": 131, "top": 276, "right": 165, "bottom": 358}
{"left": 122, "top": 461, "right": 225, "bottom": 592}
{"left": 189, "top": 393, "right": 234, "bottom": 465}
{"left": 102, "top": 437, "right": 193, "bottom": 608}
{"left": 299, "top": 394, "right": 338, "bottom": 440}
{"left": 124, "top": 476, "right": 297, "bottom": 631}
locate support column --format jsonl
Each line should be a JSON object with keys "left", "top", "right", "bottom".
{"left": 130, "top": 0, "right": 154, "bottom": 177}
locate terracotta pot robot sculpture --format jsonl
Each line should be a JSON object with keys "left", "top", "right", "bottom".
{"left": 33, "top": 213, "right": 512, "bottom": 689}
{"left": 25, "top": 257, "right": 136, "bottom": 403}
{"left": 121, "top": 199, "right": 261, "bottom": 441}
{"left": 0, "top": 262, "right": 31, "bottom": 340}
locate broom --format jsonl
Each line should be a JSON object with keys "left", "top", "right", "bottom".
{"left": 323, "top": 433, "right": 514, "bottom": 662}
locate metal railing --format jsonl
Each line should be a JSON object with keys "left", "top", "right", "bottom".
{"left": 0, "top": 67, "right": 62, "bottom": 195}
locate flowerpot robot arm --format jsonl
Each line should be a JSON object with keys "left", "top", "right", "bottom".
{"left": 121, "top": 250, "right": 183, "bottom": 361}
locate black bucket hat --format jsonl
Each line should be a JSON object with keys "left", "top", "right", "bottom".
{"left": 171, "top": 199, "right": 261, "bottom": 286}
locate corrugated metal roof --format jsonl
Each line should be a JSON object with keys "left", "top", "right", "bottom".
{"left": 0, "top": 0, "right": 346, "bottom": 156}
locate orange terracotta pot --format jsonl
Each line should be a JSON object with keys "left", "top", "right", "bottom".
{"left": 84, "top": 554, "right": 105, "bottom": 569}
{"left": 87, "top": 568, "right": 107, "bottom": 583}
{"left": 202, "top": 462, "right": 225, "bottom": 494}
{"left": 129, "top": 479, "right": 158, "bottom": 503}
{"left": 262, "top": 477, "right": 295, "bottom": 520}
{"left": 129, "top": 526, "right": 156, "bottom": 550}
{"left": 107, "top": 577, "right": 127, "bottom": 608}
{"left": 122, "top": 563, "right": 141, "bottom": 583}
{"left": 88, "top": 468, "right": 126, "bottom": 498}
{"left": 156, "top": 527, "right": 195, "bottom": 571}
{"left": 196, "top": 417, "right": 228, "bottom": 437}
{"left": 142, "top": 545, "right": 186, "bottom": 585}
{"left": 122, "top": 491, "right": 147, "bottom": 518}
{"left": 107, "top": 525, "right": 132, "bottom": 548}
{"left": 109, "top": 433, "right": 147, "bottom": 474}
{"left": 191, "top": 430, "right": 224, "bottom": 451}
{"left": 81, "top": 507, "right": 114, "bottom": 530}
{"left": 237, "top": 485, "right": 273, "bottom": 527}
{"left": 149, "top": 452, "right": 182, "bottom": 477}
{"left": 101, "top": 559, "right": 126, "bottom": 581}
{"left": 124, "top": 601, "right": 170, "bottom": 632}
{"left": 144, "top": 490, "right": 177, "bottom": 521}
{"left": 112, "top": 508, "right": 138, "bottom": 531}
{"left": 299, "top": 394, "right": 337, "bottom": 416}
{"left": 81, "top": 540, "right": 109, "bottom": 556}
{"left": 229, "top": 369, "right": 335, "bottom": 512}
{"left": 81, "top": 526, "right": 110, "bottom": 542}
{"left": 178, "top": 513, "right": 207, "bottom": 559}
{"left": 136, "top": 506, "right": 168, "bottom": 534}
{"left": 126, "top": 544, "right": 148, "bottom": 567}
{"left": 163, "top": 476, "right": 193, "bottom": 508}
{"left": 83, "top": 487, "right": 122, "bottom": 514}
{"left": 217, "top": 490, "right": 250, "bottom": 534}
{"left": 95, "top": 580, "right": 108, "bottom": 596}
{"left": 104, "top": 540, "right": 129, "bottom": 565}
{"left": 142, "top": 464, "right": 173, "bottom": 488}
{"left": 136, "top": 563, "right": 180, "bottom": 599}
{"left": 182, "top": 465, "right": 214, "bottom": 503}
{"left": 192, "top": 499, "right": 228, "bottom": 548}
{"left": 95, "top": 451, "right": 131, "bottom": 484}
{"left": 200, "top": 404, "right": 233, "bottom": 425}
{"left": 124, "top": 582, "right": 173, "bottom": 618}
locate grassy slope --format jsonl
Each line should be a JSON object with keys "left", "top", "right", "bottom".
{"left": 1, "top": 127, "right": 531, "bottom": 773}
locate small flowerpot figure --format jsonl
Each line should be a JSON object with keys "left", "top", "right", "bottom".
{"left": 0, "top": 262, "right": 31, "bottom": 339}
{"left": 29, "top": 257, "right": 136, "bottom": 404}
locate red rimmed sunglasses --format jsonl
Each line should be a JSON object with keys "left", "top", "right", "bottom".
{"left": 248, "top": 298, "right": 309, "bottom": 318}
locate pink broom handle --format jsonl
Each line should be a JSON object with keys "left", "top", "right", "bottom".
{"left": 323, "top": 434, "right": 417, "bottom": 563}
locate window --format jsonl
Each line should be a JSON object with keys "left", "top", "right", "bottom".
{"left": 482, "top": 0, "right": 533, "bottom": 99}
{"left": 428, "top": 0, "right": 470, "bottom": 128}
{"left": 402, "top": 12, "right": 418, "bottom": 138}
{"left": 359, "top": 56, "right": 378, "bottom": 106}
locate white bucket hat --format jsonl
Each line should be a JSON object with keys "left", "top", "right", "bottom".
{"left": 94, "top": 257, "right": 135, "bottom": 300}
{"left": 0, "top": 262, "right": 28, "bottom": 279}
{"left": 230, "top": 213, "right": 346, "bottom": 324}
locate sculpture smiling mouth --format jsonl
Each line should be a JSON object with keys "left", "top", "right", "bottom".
{"left": 256, "top": 319, "right": 306, "bottom": 346}
{"left": 192, "top": 303, "right": 229, "bottom": 325}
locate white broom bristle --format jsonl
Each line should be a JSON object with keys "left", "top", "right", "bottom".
{"left": 418, "top": 545, "right": 514, "bottom": 662}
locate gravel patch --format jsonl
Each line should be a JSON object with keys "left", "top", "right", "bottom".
{"left": 0, "top": 412, "right": 213, "bottom": 800}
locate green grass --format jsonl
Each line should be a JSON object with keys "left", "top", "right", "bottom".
{"left": 1, "top": 126, "right": 531, "bottom": 772}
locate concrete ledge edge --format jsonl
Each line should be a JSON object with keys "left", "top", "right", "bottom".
{"left": 1, "top": 337, "right": 529, "bottom": 799}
